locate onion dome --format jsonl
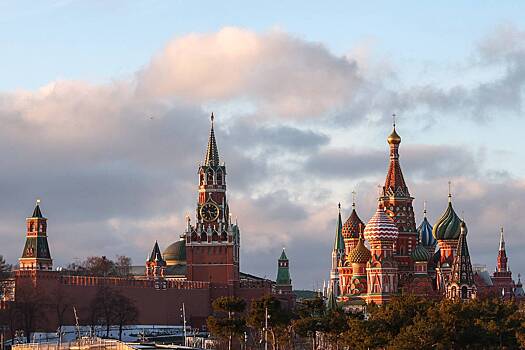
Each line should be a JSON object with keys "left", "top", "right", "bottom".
{"left": 432, "top": 196, "right": 462, "bottom": 241}
{"left": 347, "top": 234, "right": 371, "bottom": 264}
{"left": 163, "top": 237, "right": 186, "bottom": 265}
{"left": 342, "top": 203, "right": 365, "bottom": 239}
{"left": 417, "top": 208, "right": 436, "bottom": 247}
{"left": 387, "top": 127, "right": 401, "bottom": 145}
{"left": 411, "top": 242, "right": 430, "bottom": 262}
{"left": 363, "top": 203, "right": 399, "bottom": 242}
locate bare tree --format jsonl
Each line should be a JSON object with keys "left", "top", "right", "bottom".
{"left": 113, "top": 293, "right": 138, "bottom": 340}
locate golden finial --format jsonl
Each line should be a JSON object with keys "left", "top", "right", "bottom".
{"left": 210, "top": 112, "right": 214, "bottom": 124}
{"left": 423, "top": 200, "right": 427, "bottom": 216}
{"left": 387, "top": 113, "right": 401, "bottom": 144}
{"left": 352, "top": 190, "right": 356, "bottom": 209}
{"left": 448, "top": 181, "right": 452, "bottom": 202}
{"left": 392, "top": 113, "right": 396, "bottom": 129}
{"left": 36, "top": 199, "right": 41, "bottom": 206}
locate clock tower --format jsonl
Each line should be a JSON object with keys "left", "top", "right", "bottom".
{"left": 185, "top": 113, "right": 240, "bottom": 284}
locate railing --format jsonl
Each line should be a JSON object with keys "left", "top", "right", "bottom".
{"left": 12, "top": 337, "right": 135, "bottom": 350}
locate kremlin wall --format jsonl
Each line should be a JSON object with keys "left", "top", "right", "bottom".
{"left": 0, "top": 114, "right": 294, "bottom": 332}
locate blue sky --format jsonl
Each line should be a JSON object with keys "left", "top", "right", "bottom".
{"left": 1, "top": 1, "right": 525, "bottom": 289}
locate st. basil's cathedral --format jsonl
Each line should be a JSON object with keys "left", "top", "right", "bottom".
{"left": 328, "top": 121, "right": 524, "bottom": 307}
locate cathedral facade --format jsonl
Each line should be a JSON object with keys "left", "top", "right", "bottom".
{"left": 330, "top": 123, "right": 523, "bottom": 306}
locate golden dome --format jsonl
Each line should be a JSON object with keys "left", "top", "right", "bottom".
{"left": 387, "top": 127, "right": 401, "bottom": 144}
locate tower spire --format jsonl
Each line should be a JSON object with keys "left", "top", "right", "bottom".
{"left": 499, "top": 227, "right": 505, "bottom": 251}
{"left": 204, "top": 112, "right": 220, "bottom": 166}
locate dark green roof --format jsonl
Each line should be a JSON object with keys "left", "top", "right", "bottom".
{"left": 279, "top": 249, "right": 288, "bottom": 261}
{"left": 22, "top": 237, "right": 51, "bottom": 259}
{"left": 163, "top": 239, "right": 186, "bottom": 264}
{"left": 148, "top": 241, "right": 165, "bottom": 263}
{"left": 432, "top": 199, "right": 462, "bottom": 241}
{"left": 333, "top": 205, "right": 344, "bottom": 252}
{"left": 32, "top": 204, "right": 43, "bottom": 218}
{"left": 204, "top": 113, "right": 220, "bottom": 166}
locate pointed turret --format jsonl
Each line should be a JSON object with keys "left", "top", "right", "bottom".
{"left": 329, "top": 204, "right": 344, "bottom": 298}
{"left": 384, "top": 118, "right": 409, "bottom": 197}
{"left": 447, "top": 221, "right": 476, "bottom": 300}
{"left": 276, "top": 248, "right": 292, "bottom": 292}
{"left": 380, "top": 116, "right": 417, "bottom": 274}
{"left": 146, "top": 240, "right": 166, "bottom": 278}
{"left": 204, "top": 113, "right": 220, "bottom": 166}
{"left": 19, "top": 200, "right": 52, "bottom": 271}
{"left": 333, "top": 203, "right": 345, "bottom": 254}
{"left": 497, "top": 227, "right": 508, "bottom": 272}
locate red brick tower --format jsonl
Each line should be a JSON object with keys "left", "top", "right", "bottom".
{"left": 185, "top": 113, "right": 240, "bottom": 284}
{"left": 19, "top": 200, "right": 53, "bottom": 271}
{"left": 492, "top": 227, "right": 514, "bottom": 298}
{"left": 380, "top": 118, "right": 417, "bottom": 276}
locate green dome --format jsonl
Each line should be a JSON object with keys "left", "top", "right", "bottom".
{"left": 411, "top": 243, "right": 430, "bottom": 262}
{"left": 432, "top": 201, "right": 462, "bottom": 241}
{"left": 163, "top": 238, "right": 186, "bottom": 265}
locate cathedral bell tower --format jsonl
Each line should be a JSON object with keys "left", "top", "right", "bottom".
{"left": 19, "top": 200, "right": 53, "bottom": 271}
{"left": 380, "top": 117, "right": 417, "bottom": 276}
{"left": 185, "top": 114, "right": 240, "bottom": 284}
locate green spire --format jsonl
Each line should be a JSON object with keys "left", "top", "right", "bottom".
{"left": 333, "top": 203, "right": 344, "bottom": 252}
{"left": 327, "top": 286, "right": 338, "bottom": 311}
{"left": 276, "top": 248, "right": 291, "bottom": 285}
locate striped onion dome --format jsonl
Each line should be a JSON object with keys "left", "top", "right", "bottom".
{"left": 363, "top": 204, "right": 399, "bottom": 242}
{"left": 432, "top": 197, "right": 462, "bottom": 241}
{"left": 417, "top": 213, "right": 436, "bottom": 248}
{"left": 411, "top": 242, "right": 430, "bottom": 262}
{"left": 347, "top": 235, "right": 371, "bottom": 264}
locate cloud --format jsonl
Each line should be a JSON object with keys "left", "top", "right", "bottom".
{"left": 137, "top": 27, "right": 365, "bottom": 119}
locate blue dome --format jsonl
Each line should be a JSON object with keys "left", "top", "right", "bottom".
{"left": 417, "top": 216, "right": 436, "bottom": 248}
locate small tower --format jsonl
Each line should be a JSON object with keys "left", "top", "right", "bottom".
{"left": 446, "top": 222, "right": 476, "bottom": 300}
{"left": 146, "top": 241, "right": 166, "bottom": 278}
{"left": 329, "top": 204, "right": 345, "bottom": 298}
{"left": 19, "top": 200, "right": 53, "bottom": 271}
{"left": 344, "top": 233, "right": 371, "bottom": 296}
{"left": 275, "top": 248, "right": 292, "bottom": 294}
{"left": 364, "top": 202, "right": 399, "bottom": 304}
{"left": 491, "top": 227, "right": 514, "bottom": 298}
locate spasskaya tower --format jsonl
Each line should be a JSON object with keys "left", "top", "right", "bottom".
{"left": 185, "top": 113, "right": 240, "bottom": 284}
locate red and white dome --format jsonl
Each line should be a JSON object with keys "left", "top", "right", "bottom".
{"left": 363, "top": 204, "right": 399, "bottom": 241}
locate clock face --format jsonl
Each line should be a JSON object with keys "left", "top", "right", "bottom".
{"left": 200, "top": 203, "right": 219, "bottom": 222}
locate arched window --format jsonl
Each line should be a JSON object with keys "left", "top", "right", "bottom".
{"left": 199, "top": 170, "right": 205, "bottom": 185}
{"left": 221, "top": 232, "right": 227, "bottom": 241}
{"left": 207, "top": 170, "right": 214, "bottom": 184}
{"left": 461, "top": 286, "right": 468, "bottom": 299}
{"left": 216, "top": 170, "right": 223, "bottom": 185}
{"left": 201, "top": 231, "right": 207, "bottom": 242}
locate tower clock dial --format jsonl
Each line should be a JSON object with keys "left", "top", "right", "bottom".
{"left": 200, "top": 203, "right": 219, "bottom": 222}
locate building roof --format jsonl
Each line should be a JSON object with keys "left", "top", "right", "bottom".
{"left": 363, "top": 203, "right": 399, "bottom": 242}
{"left": 417, "top": 211, "right": 436, "bottom": 248}
{"left": 148, "top": 241, "right": 165, "bottom": 263}
{"left": 450, "top": 222, "right": 475, "bottom": 286}
{"left": 342, "top": 205, "right": 365, "bottom": 239}
{"left": 163, "top": 238, "right": 186, "bottom": 265}
{"left": 333, "top": 204, "right": 345, "bottom": 252}
{"left": 347, "top": 234, "right": 371, "bottom": 264}
{"left": 32, "top": 203, "right": 43, "bottom": 218}
{"left": 279, "top": 248, "right": 288, "bottom": 261}
{"left": 204, "top": 113, "right": 220, "bottom": 166}
{"left": 432, "top": 196, "right": 462, "bottom": 241}
{"left": 384, "top": 125, "right": 409, "bottom": 197}
{"left": 411, "top": 242, "right": 430, "bottom": 262}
